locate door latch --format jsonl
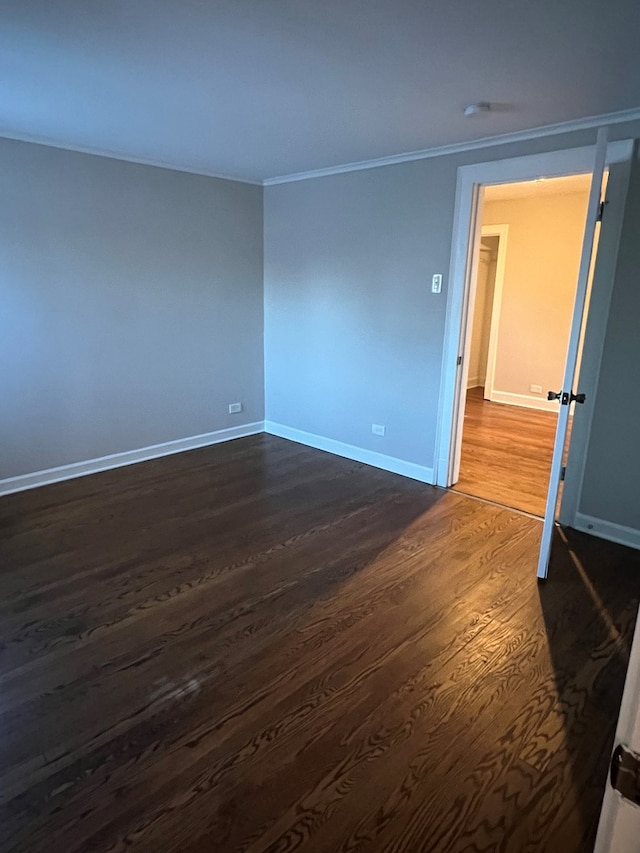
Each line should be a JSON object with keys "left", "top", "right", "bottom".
{"left": 547, "top": 390, "right": 586, "bottom": 405}
{"left": 610, "top": 744, "right": 640, "bottom": 806}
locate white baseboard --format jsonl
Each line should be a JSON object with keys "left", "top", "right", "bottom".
{"left": 264, "top": 421, "right": 435, "bottom": 484}
{"left": 488, "top": 390, "right": 559, "bottom": 413}
{"left": 574, "top": 513, "right": 640, "bottom": 551}
{"left": 0, "top": 422, "right": 265, "bottom": 497}
{"left": 467, "top": 376, "right": 485, "bottom": 389}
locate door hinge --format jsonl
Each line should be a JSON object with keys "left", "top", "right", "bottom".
{"left": 560, "top": 466, "right": 566, "bottom": 481}
{"left": 611, "top": 744, "right": 640, "bottom": 806}
{"left": 457, "top": 356, "right": 462, "bottom": 366}
{"left": 597, "top": 199, "right": 609, "bottom": 222}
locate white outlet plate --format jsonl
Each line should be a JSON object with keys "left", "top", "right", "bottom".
{"left": 372, "top": 423, "right": 386, "bottom": 436}
{"left": 530, "top": 384, "right": 543, "bottom": 394}
{"left": 432, "top": 274, "right": 442, "bottom": 294}
{"left": 228, "top": 403, "right": 242, "bottom": 414}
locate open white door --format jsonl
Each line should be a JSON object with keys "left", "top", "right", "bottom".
{"left": 536, "top": 127, "right": 609, "bottom": 580}
{"left": 594, "top": 605, "right": 640, "bottom": 851}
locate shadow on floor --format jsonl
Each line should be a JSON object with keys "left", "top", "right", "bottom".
{"left": 539, "top": 525, "right": 640, "bottom": 847}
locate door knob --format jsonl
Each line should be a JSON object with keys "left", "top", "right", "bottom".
{"left": 547, "top": 390, "right": 586, "bottom": 404}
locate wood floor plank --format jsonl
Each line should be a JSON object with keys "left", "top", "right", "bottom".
{"left": 453, "top": 387, "right": 559, "bottom": 516}
{"left": 225, "top": 533, "right": 634, "bottom": 853}
{"left": 1, "top": 434, "right": 638, "bottom": 852}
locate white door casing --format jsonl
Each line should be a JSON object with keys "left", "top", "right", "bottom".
{"left": 435, "top": 137, "right": 634, "bottom": 503}
{"left": 478, "top": 225, "right": 509, "bottom": 406}
{"left": 480, "top": 223, "right": 563, "bottom": 414}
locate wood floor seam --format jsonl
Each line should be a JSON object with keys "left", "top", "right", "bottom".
{"left": 1, "top": 433, "right": 638, "bottom": 852}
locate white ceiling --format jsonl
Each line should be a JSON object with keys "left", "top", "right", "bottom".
{"left": 2, "top": 0, "right": 640, "bottom": 183}
{"left": 484, "top": 173, "right": 593, "bottom": 201}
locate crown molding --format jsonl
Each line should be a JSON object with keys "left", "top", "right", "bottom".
{"left": 0, "top": 127, "right": 262, "bottom": 186}
{"left": 263, "top": 107, "right": 640, "bottom": 186}
{"left": 2, "top": 106, "right": 640, "bottom": 188}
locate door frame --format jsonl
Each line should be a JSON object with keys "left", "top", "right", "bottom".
{"left": 478, "top": 225, "right": 509, "bottom": 403}
{"left": 434, "top": 139, "right": 634, "bottom": 501}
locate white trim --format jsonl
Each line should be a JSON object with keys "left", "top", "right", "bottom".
{"left": 434, "top": 138, "right": 634, "bottom": 489}
{"left": 573, "top": 513, "right": 640, "bottom": 551}
{"left": 481, "top": 225, "right": 509, "bottom": 401}
{"left": 263, "top": 108, "right": 640, "bottom": 185}
{"left": 265, "top": 422, "right": 434, "bottom": 484}
{"left": 487, "top": 390, "right": 560, "bottom": 413}
{"left": 435, "top": 175, "right": 483, "bottom": 486}
{"left": 466, "top": 376, "right": 483, "bottom": 389}
{"left": 0, "top": 128, "right": 262, "bottom": 186}
{"left": 0, "top": 422, "right": 265, "bottom": 497}
{"left": 3, "top": 107, "right": 639, "bottom": 188}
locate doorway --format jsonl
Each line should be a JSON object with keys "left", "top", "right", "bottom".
{"left": 435, "top": 139, "right": 633, "bottom": 542}
{"left": 451, "top": 174, "right": 593, "bottom": 517}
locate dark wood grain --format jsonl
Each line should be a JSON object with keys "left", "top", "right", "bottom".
{"left": 453, "top": 386, "right": 559, "bottom": 516}
{"left": 1, "top": 434, "right": 638, "bottom": 852}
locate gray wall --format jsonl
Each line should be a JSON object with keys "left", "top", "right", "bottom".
{"left": 3, "top": 122, "right": 638, "bottom": 533}
{"left": 264, "top": 161, "right": 451, "bottom": 468}
{"left": 264, "top": 120, "right": 640, "bottom": 520}
{"left": 580, "top": 148, "right": 640, "bottom": 530}
{"left": 0, "top": 139, "right": 264, "bottom": 479}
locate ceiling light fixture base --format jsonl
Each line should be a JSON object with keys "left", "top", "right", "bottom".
{"left": 464, "top": 102, "right": 492, "bottom": 117}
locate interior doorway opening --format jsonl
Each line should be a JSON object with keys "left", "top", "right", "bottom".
{"left": 450, "top": 172, "right": 600, "bottom": 517}
{"left": 436, "top": 135, "right": 632, "bottom": 576}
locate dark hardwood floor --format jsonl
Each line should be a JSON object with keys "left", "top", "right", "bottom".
{"left": 1, "top": 434, "right": 638, "bottom": 852}
{"left": 453, "top": 387, "right": 560, "bottom": 516}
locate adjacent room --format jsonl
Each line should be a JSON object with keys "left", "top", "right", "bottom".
{"left": 2, "top": 2, "right": 640, "bottom": 852}
{"left": 453, "top": 174, "right": 592, "bottom": 516}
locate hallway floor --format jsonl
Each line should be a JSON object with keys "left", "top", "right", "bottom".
{"left": 452, "top": 387, "right": 559, "bottom": 516}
